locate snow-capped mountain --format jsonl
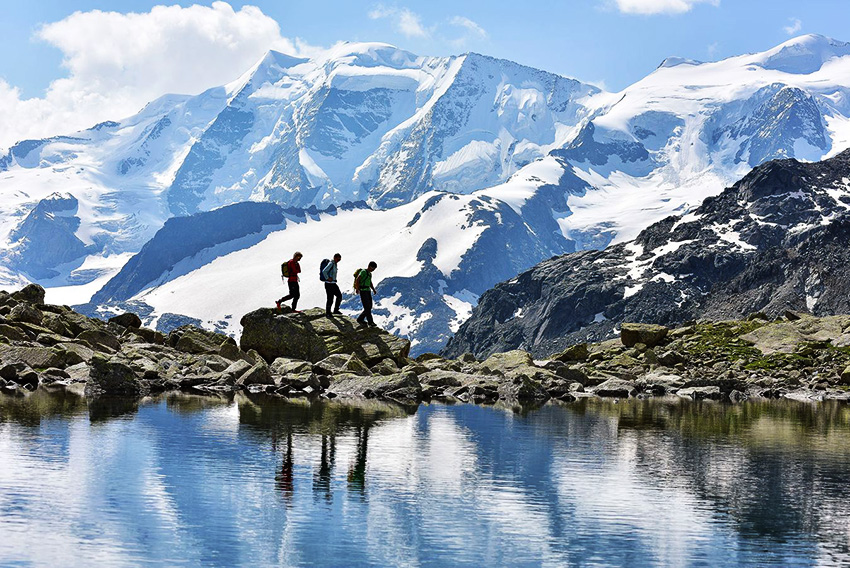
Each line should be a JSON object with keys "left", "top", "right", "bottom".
{"left": 4, "top": 35, "right": 850, "bottom": 353}
{"left": 444, "top": 149, "right": 850, "bottom": 358}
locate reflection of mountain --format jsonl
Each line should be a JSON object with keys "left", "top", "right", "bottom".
{"left": 1, "top": 392, "right": 849, "bottom": 565}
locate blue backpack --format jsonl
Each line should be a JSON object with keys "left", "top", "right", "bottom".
{"left": 319, "top": 258, "right": 331, "bottom": 281}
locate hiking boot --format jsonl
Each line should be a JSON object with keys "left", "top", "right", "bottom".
{"left": 368, "top": 322, "right": 378, "bottom": 328}
{"left": 357, "top": 320, "right": 368, "bottom": 328}
{"left": 326, "top": 311, "right": 333, "bottom": 317}
{"left": 332, "top": 310, "right": 343, "bottom": 315}
{"left": 275, "top": 300, "right": 282, "bottom": 312}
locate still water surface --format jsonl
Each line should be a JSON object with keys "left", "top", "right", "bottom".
{"left": 1, "top": 390, "right": 850, "bottom": 567}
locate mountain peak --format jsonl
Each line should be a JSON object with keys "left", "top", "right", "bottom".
{"left": 756, "top": 34, "right": 850, "bottom": 74}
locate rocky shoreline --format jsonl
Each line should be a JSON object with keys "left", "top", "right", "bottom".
{"left": 1, "top": 284, "right": 849, "bottom": 405}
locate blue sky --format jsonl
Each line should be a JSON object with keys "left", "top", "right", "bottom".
{"left": 1, "top": 0, "right": 849, "bottom": 147}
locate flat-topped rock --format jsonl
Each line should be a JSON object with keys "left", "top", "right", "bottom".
{"left": 240, "top": 308, "right": 410, "bottom": 365}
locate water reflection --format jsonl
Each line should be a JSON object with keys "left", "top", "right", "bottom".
{"left": 0, "top": 390, "right": 850, "bottom": 566}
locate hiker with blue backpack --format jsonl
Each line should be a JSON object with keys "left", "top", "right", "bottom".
{"left": 276, "top": 252, "right": 302, "bottom": 312}
{"left": 320, "top": 253, "right": 343, "bottom": 316}
{"left": 354, "top": 261, "right": 378, "bottom": 327}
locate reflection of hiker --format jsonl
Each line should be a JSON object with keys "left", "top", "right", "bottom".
{"left": 347, "top": 423, "right": 369, "bottom": 494}
{"left": 354, "top": 261, "right": 378, "bottom": 328}
{"left": 321, "top": 253, "right": 343, "bottom": 317}
{"left": 314, "top": 433, "right": 336, "bottom": 502}
{"left": 275, "top": 432, "right": 294, "bottom": 505}
{"left": 276, "top": 252, "right": 302, "bottom": 312}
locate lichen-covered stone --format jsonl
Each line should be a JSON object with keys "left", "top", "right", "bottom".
{"left": 76, "top": 329, "right": 121, "bottom": 353}
{"left": 620, "top": 323, "right": 669, "bottom": 348}
{"left": 327, "top": 370, "right": 421, "bottom": 400}
{"left": 554, "top": 343, "right": 589, "bottom": 362}
{"left": 8, "top": 303, "right": 44, "bottom": 326}
{"left": 85, "top": 355, "right": 146, "bottom": 397}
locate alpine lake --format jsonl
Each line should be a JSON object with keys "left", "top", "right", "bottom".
{"left": 2, "top": 389, "right": 850, "bottom": 567}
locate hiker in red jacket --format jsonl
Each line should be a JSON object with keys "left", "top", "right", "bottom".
{"left": 276, "top": 252, "right": 303, "bottom": 312}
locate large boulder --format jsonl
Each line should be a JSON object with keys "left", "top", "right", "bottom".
{"left": 0, "top": 344, "right": 69, "bottom": 369}
{"left": 109, "top": 312, "right": 142, "bottom": 329}
{"left": 76, "top": 329, "right": 122, "bottom": 353}
{"left": 169, "top": 326, "right": 229, "bottom": 354}
{"left": 620, "top": 323, "right": 669, "bottom": 347}
{"left": 236, "top": 360, "right": 274, "bottom": 387}
{"left": 8, "top": 303, "right": 44, "bottom": 325}
{"left": 240, "top": 308, "right": 410, "bottom": 365}
{"left": 11, "top": 283, "right": 45, "bottom": 305}
{"left": 327, "top": 371, "right": 421, "bottom": 401}
{"left": 85, "top": 355, "right": 146, "bottom": 397}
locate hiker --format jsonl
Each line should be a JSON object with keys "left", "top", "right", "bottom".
{"left": 276, "top": 252, "right": 302, "bottom": 312}
{"left": 355, "top": 261, "right": 378, "bottom": 327}
{"left": 321, "top": 253, "right": 343, "bottom": 316}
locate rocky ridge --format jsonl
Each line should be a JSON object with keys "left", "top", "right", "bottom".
{"left": 2, "top": 283, "right": 850, "bottom": 406}
{"left": 445, "top": 149, "right": 850, "bottom": 359}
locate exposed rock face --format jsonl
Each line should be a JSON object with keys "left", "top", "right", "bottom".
{"left": 240, "top": 308, "right": 411, "bottom": 365}
{"left": 445, "top": 150, "right": 850, "bottom": 359}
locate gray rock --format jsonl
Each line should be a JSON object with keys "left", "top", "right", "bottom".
{"left": 554, "top": 343, "right": 589, "bottom": 362}
{"left": 236, "top": 360, "right": 274, "bottom": 386}
{"left": 76, "top": 329, "right": 121, "bottom": 353}
{"left": 271, "top": 357, "right": 312, "bottom": 376}
{"left": 372, "top": 357, "right": 401, "bottom": 376}
{"left": 11, "top": 283, "right": 45, "bottom": 305}
{"left": 109, "top": 312, "right": 142, "bottom": 329}
{"left": 327, "top": 370, "right": 422, "bottom": 401}
{"left": 676, "top": 386, "right": 722, "bottom": 400}
{"left": 0, "top": 344, "right": 68, "bottom": 369}
{"left": 0, "top": 324, "right": 28, "bottom": 341}
{"left": 636, "top": 371, "right": 687, "bottom": 394}
{"left": 8, "top": 303, "right": 44, "bottom": 325}
{"left": 621, "top": 323, "right": 669, "bottom": 348}
{"left": 589, "top": 378, "right": 637, "bottom": 398}
{"left": 315, "top": 353, "right": 372, "bottom": 376}
{"left": 85, "top": 355, "right": 146, "bottom": 397}
{"left": 218, "top": 337, "right": 241, "bottom": 361}
{"left": 240, "top": 308, "right": 410, "bottom": 365}
{"left": 172, "top": 326, "right": 227, "bottom": 354}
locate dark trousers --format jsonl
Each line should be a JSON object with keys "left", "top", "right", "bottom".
{"left": 357, "top": 291, "right": 374, "bottom": 325}
{"left": 325, "top": 282, "right": 342, "bottom": 313}
{"left": 279, "top": 281, "right": 300, "bottom": 309}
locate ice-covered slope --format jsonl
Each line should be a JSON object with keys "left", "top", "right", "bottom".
{"left": 86, "top": 156, "right": 584, "bottom": 354}
{"left": 557, "top": 34, "right": 850, "bottom": 248}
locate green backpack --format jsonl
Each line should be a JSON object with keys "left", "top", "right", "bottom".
{"left": 281, "top": 261, "right": 291, "bottom": 278}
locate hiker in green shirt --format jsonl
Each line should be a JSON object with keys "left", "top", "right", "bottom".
{"left": 355, "top": 261, "right": 378, "bottom": 327}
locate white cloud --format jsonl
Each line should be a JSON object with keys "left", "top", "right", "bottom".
{"left": 0, "top": 2, "right": 315, "bottom": 149}
{"left": 613, "top": 0, "right": 720, "bottom": 15}
{"left": 449, "top": 16, "right": 488, "bottom": 39}
{"left": 783, "top": 18, "right": 802, "bottom": 36}
{"left": 707, "top": 42, "right": 719, "bottom": 59}
{"left": 368, "top": 5, "right": 429, "bottom": 39}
